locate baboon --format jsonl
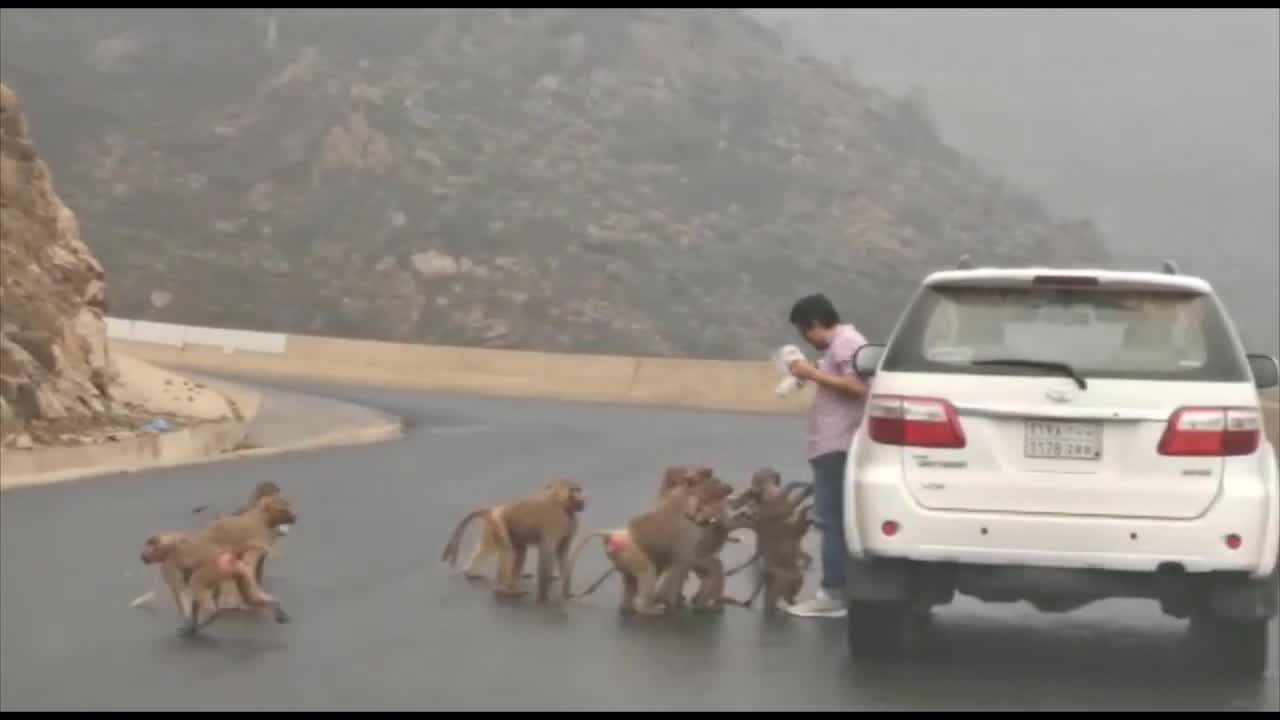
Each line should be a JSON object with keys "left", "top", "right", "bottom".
{"left": 139, "top": 532, "right": 290, "bottom": 636}
{"left": 686, "top": 482, "right": 755, "bottom": 611}
{"left": 563, "top": 481, "right": 720, "bottom": 615}
{"left": 201, "top": 494, "right": 298, "bottom": 609}
{"left": 579, "top": 466, "right": 743, "bottom": 603}
{"left": 441, "top": 479, "right": 586, "bottom": 602}
{"left": 131, "top": 483, "right": 294, "bottom": 610}
{"left": 725, "top": 467, "right": 814, "bottom": 577}
{"left": 738, "top": 502, "right": 816, "bottom": 612}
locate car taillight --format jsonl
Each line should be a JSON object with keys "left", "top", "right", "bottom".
{"left": 1157, "top": 406, "right": 1260, "bottom": 456}
{"left": 867, "top": 395, "right": 966, "bottom": 448}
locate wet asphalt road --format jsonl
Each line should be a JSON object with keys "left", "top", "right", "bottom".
{"left": 2, "top": 377, "right": 1276, "bottom": 711}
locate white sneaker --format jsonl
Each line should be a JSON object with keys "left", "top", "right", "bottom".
{"left": 784, "top": 588, "right": 847, "bottom": 618}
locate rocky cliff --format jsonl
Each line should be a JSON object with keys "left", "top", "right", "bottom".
{"left": 0, "top": 83, "right": 237, "bottom": 447}
{"left": 0, "top": 9, "right": 1110, "bottom": 360}
{"left": 0, "top": 82, "right": 116, "bottom": 442}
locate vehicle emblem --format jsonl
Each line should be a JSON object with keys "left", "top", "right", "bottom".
{"left": 1045, "top": 387, "right": 1077, "bottom": 403}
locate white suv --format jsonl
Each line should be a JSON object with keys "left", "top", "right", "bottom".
{"left": 843, "top": 261, "right": 1279, "bottom": 678}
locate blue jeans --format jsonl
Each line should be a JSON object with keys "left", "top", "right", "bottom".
{"left": 810, "top": 451, "right": 848, "bottom": 593}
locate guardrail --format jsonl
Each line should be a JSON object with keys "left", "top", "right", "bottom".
{"left": 105, "top": 317, "right": 287, "bottom": 355}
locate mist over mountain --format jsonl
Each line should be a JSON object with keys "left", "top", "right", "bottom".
{"left": 0, "top": 8, "right": 1110, "bottom": 360}
{"left": 751, "top": 8, "right": 1279, "bottom": 355}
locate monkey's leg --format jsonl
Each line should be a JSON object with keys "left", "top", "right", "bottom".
{"left": 234, "top": 575, "right": 290, "bottom": 624}
{"left": 694, "top": 559, "right": 730, "bottom": 612}
{"left": 781, "top": 570, "right": 804, "bottom": 606}
{"left": 535, "top": 540, "right": 557, "bottom": 603}
{"left": 494, "top": 545, "right": 528, "bottom": 597}
{"left": 552, "top": 534, "right": 574, "bottom": 601}
{"left": 655, "top": 558, "right": 694, "bottom": 614}
{"left": 632, "top": 566, "right": 666, "bottom": 616}
{"left": 219, "top": 548, "right": 264, "bottom": 610}
{"left": 742, "top": 571, "right": 768, "bottom": 609}
{"left": 254, "top": 550, "right": 268, "bottom": 584}
{"left": 619, "top": 571, "right": 639, "bottom": 615}
{"left": 463, "top": 539, "right": 496, "bottom": 581}
{"left": 179, "top": 584, "right": 221, "bottom": 636}
{"left": 763, "top": 576, "right": 782, "bottom": 615}
{"left": 464, "top": 515, "right": 506, "bottom": 579}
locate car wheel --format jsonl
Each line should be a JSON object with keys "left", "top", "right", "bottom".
{"left": 1187, "top": 614, "right": 1270, "bottom": 679}
{"left": 846, "top": 599, "right": 908, "bottom": 658}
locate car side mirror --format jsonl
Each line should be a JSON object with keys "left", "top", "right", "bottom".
{"left": 1246, "top": 353, "right": 1279, "bottom": 390}
{"left": 853, "top": 343, "right": 886, "bottom": 379}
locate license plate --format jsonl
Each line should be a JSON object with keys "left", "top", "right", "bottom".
{"left": 1024, "top": 419, "right": 1102, "bottom": 460}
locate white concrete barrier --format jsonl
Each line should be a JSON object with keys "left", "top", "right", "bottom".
{"left": 106, "top": 317, "right": 287, "bottom": 355}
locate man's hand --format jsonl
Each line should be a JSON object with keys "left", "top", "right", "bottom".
{"left": 788, "top": 359, "right": 819, "bottom": 382}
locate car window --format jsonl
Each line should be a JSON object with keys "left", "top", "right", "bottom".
{"left": 884, "top": 285, "right": 1248, "bottom": 382}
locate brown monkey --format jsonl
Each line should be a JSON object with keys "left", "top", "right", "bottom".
{"left": 562, "top": 481, "right": 719, "bottom": 615}
{"left": 139, "top": 531, "right": 289, "bottom": 636}
{"left": 577, "top": 466, "right": 741, "bottom": 601}
{"left": 441, "top": 479, "right": 586, "bottom": 602}
{"left": 131, "top": 482, "right": 292, "bottom": 610}
{"left": 738, "top": 502, "right": 816, "bottom": 613}
{"left": 725, "top": 468, "right": 814, "bottom": 578}
{"left": 728, "top": 467, "right": 813, "bottom": 512}
{"left": 201, "top": 494, "right": 298, "bottom": 608}
{"left": 657, "top": 464, "right": 715, "bottom": 500}
{"left": 686, "top": 482, "right": 756, "bottom": 611}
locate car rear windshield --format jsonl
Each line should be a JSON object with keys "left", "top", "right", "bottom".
{"left": 881, "top": 284, "right": 1249, "bottom": 382}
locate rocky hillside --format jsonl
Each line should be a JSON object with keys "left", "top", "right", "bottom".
{"left": 0, "top": 9, "right": 1109, "bottom": 360}
{"left": 0, "top": 82, "right": 117, "bottom": 442}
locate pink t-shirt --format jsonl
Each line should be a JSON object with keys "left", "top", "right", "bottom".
{"left": 806, "top": 323, "right": 868, "bottom": 460}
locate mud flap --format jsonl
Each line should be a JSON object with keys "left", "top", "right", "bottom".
{"left": 1206, "top": 571, "right": 1280, "bottom": 621}
{"left": 845, "top": 556, "right": 914, "bottom": 603}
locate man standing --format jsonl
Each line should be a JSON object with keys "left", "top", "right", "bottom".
{"left": 782, "top": 293, "right": 869, "bottom": 618}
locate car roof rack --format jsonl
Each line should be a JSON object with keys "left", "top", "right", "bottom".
{"left": 956, "top": 253, "right": 974, "bottom": 270}
{"left": 1161, "top": 259, "right": 1180, "bottom": 275}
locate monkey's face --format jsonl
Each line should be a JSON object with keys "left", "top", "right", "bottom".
{"left": 552, "top": 481, "right": 586, "bottom": 513}
{"left": 692, "top": 498, "right": 729, "bottom": 528}
{"left": 140, "top": 534, "right": 177, "bottom": 564}
{"left": 751, "top": 468, "right": 782, "bottom": 490}
{"left": 260, "top": 496, "right": 297, "bottom": 527}
{"left": 253, "top": 481, "right": 282, "bottom": 500}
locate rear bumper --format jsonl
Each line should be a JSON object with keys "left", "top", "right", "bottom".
{"left": 844, "top": 458, "right": 1278, "bottom": 578}
{"left": 844, "top": 555, "right": 1280, "bottom": 620}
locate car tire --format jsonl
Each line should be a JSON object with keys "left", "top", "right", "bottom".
{"left": 846, "top": 599, "right": 908, "bottom": 658}
{"left": 1187, "top": 614, "right": 1270, "bottom": 679}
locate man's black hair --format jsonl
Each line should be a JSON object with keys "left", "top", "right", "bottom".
{"left": 789, "top": 293, "right": 840, "bottom": 330}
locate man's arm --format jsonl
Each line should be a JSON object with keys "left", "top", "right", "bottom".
{"left": 790, "top": 337, "right": 869, "bottom": 400}
{"left": 795, "top": 362, "right": 868, "bottom": 400}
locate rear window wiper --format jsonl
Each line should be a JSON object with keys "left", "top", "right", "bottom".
{"left": 970, "top": 358, "right": 1088, "bottom": 390}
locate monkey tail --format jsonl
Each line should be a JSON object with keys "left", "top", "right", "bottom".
{"left": 561, "top": 530, "right": 612, "bottom": 600}
{"left": 441, "top": 509, "right": 490, "bottom": 566}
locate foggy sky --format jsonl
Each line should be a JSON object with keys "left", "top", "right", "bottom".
{"left": 751, "top": 8, "right": 1279, "bottom": 353}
